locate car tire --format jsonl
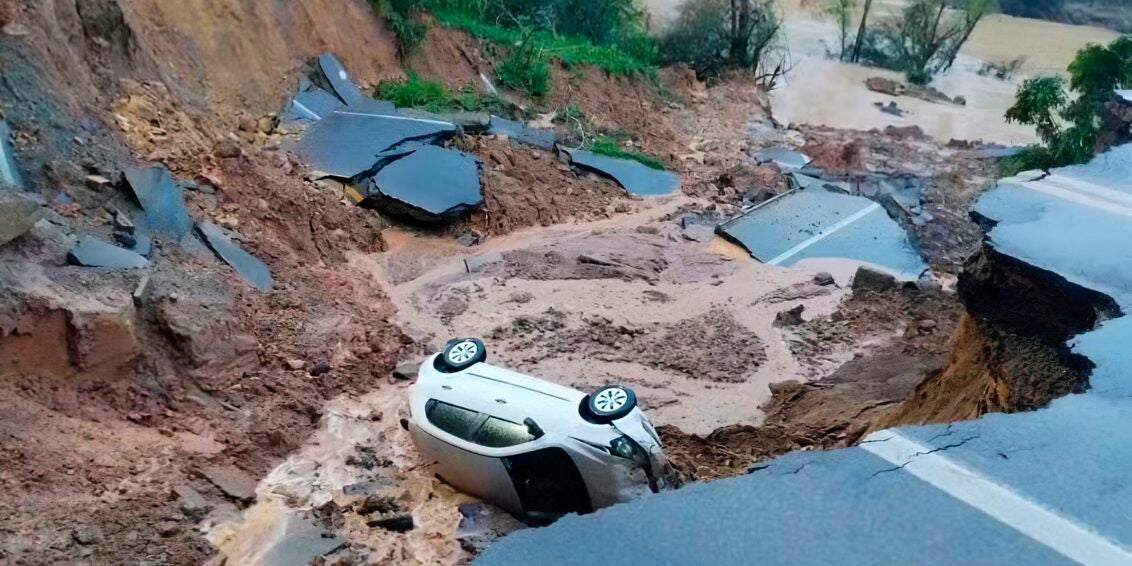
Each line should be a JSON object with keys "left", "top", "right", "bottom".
{"left": 440, "top": 338, "right": 486, "bottom": 371}
{"left": 586, "top": 385, "right": 637, "bottom": 422}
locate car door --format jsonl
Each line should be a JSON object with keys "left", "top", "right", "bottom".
{"left": 411, "top": 400, "right": 524, "bottom": 514}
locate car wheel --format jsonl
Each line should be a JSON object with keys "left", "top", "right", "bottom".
{"left": 440, "top": 338, "right": 486, "bottom": 371}
{"left": 587, "top": 385, "right": 637, "bottom": 422}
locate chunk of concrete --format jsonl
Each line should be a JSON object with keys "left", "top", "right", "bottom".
{"left": 294, "top": 112, "right": 455, "bottom": 179}
{"left": 0, "top": 190, "right": 40, "bottom": 247}
{"left": 488, "top": 116, "right": 556, "bottom": 149}
{"left": 361, "top": 145, "right": 482, "bottom": 221}
{"left": 199, "top": 465, "right": 258, "bottom": 503}
{"left": 753, "top": 147, "right": 812, "bottom": 171}
{"left": 196, "top": 222, "right": 272, "bottom": 291}
{"left": 67, "top": 237, "right": 148, "bottom": 268}
{"left": 851, "top": 266, "right": 898, "bottom": 293}
{"left": 773, "top": 304, "right": 805, "bottom": 327}
{"left": 566, "top": 149, "right": 680, "bottom": 196}
{"left": 124, "top": 165, "right": 195, "bottom": 240}
{"left": 392, "top": 361, "right": 419, "bottom": 381}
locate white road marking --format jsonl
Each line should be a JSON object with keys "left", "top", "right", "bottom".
{"left": 1003, "top": 175, "right": 1132, "bottom": 219}
{"left": 333, "top": 110, "right": 454, "bottom": 127}
{"left": 861, "top": 430, "right": 1132, "bottom": 566}
{"left": 290, "top": 99, "right": 321, "bottom": 121}
{"left": 767, "top": 202, "right": 881, "bottom": 265}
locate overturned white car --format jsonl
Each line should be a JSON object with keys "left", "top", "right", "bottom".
{"left": 406, "top": 338, "right": 674, "bottom": 522}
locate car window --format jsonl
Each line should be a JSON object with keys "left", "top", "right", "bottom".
{"left": 473, "top": 417, "right": 535, "bottom": 448}
{"left": 425, "top": 400, "right": 481, "bottom": 440}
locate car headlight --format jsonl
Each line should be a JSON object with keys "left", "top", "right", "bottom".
{"left": 609, "top": 436, "right": 650, "bottom": 467}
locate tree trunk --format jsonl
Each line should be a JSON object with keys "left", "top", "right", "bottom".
{"left": 736, "top": 0, "right": 752, "bottom": 67}
{"left": 851, "top": 0, "right": 873, "bottom": 63}
{"left": 730, "top": 0, "right": 739, "bottom": 65}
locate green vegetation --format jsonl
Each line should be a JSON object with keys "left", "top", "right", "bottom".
{"left": 659, "top": 0, "right": 781, "bottom": 77}
{"left": 587, "top": 137, "right": 666, "bottom": 170}
{"left": 374, "top": 0, "right": 428, "bottom": 55}
{"left": 495, "top": 37, "right": 551, "bottom": 97}
{"left": 1003, "top": 36, "right": 1132, "bottom": 174}
{"left": 430, "top": 10, "right": 656, "bottom": 78}
{"left": 375, "top": 71, "right": 512, "bottom": 113}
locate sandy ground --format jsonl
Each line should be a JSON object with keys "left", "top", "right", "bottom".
{"left": 361, "top": 197, "right": 852, "bottom": 434}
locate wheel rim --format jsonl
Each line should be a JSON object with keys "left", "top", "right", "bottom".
{"left": 448, "top": 341, "right": 478, "bottom": 364}
{"left": 594, "top": 387, "right": 628, "bottom": 414}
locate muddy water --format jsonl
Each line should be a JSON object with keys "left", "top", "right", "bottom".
{"left": 646, "top": 0, "right": 1119, "bottom": 145}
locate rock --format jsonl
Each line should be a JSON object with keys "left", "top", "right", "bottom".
{"left": 214, "top": 141, "right": 242, "bottom": 159}
{"left": 464, "top": 252, "right": 503, "bottom": 273}
{"left": 174, "top": 485, "right": 213, "bottom": 520}
{"left": 851, "top": 266, "right": 898, "bottom": 293}
{"left": 918, "top": 319, "right": 938, "bottom": 332}
{"left": 310, "top": 361, "right": 332, "bottom": 376}
{"left": 768, "top": 380, "right": 803, "bottom": 395}
{"left": 773, "top": 305, "right": 805, "bottom": 327}
{"left": 132, "top": 275, "right": 151, "bottom": 306}
{"left": 157, "top": 521, "right": 182, "bottom": 537}
{"left": 914, "top": 279, "right": 944, "bottom": 295}
{"left": 635, "top": 225, "right": 660, "bottom": 235}
{"left": 812, "top": 272, "right": 836, "bottom": 286}
{"left": 85, "top": 174, "right": 113, "bottom": 192}
{"left": 73, "top": 526, "right": 99, "bottom": 545}
{"left": 111, "top": 210, "right": 136, "bottom": 233}
{"left": 113, "top": 231, "right": 138, "bottom": 248}
{"left": 865, "top": 76, "right": 906, "bottom": 97}
{"left": 457, "top": 230, "right": 483, "bottom": 247}
{"left": 0, "top": 191, "right": 41, "bottom": 247}
{"left": 578, "top": 253, "right": 618, "bottom": 267}
{"left": 256, "top": 115, "right": 278, "bottom": 134}
{"left": 392, "top": 361, "right": 418, "bottom": 381}
{"left": 357, "top": 495, "right": 399, "bottom": 515}
{"left": 198, "top": 465, "right": 258, "bottom": 503}
{"left": 284, "top": 358, "right": 305, "bottom": 371}
{"left": 367, "top": 513, "right": 414, "bottom": 532}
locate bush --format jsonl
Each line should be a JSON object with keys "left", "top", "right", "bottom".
{"left": 376, "top": 71, "right": 512, "bottom": 113}
{"left": 659, "top": 0, "right": 781, "bottom": 77}
{"left": 1004, "top": 36, "right": 1132, "bottom": 173}
{"left": 376, "top": 0, "right": 429, "bottom": 55}
{"left": 496, "top": 39, "right": 551, "bottom": 97}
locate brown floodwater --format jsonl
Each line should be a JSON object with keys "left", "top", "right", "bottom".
{"left": 645, "top": 0, "right": 1120, "bottom": 145}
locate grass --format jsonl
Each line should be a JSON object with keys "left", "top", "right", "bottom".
{"left": 375, "top": 71, "right": 512, "bottom": 114}
{"left": 588, "top": 137, "right": 666, "bottom": 170}
{"left": 432, "top": 11, "right": 656, "bottom": 78}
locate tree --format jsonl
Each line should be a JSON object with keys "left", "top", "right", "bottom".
{"left": 821, "top": 0, "right": 858, "bottom": 60}
{"left": 851, "top": 0, "right": 873, "bottom": 63}
{"left": 1004, "top": 36, "right": 1132, "bottom": 173}
{"left": 660, "top": 0, "right": 780, "bottom": 77}
{"left": 858, "top": 0, "right": 998, "bottom": 84}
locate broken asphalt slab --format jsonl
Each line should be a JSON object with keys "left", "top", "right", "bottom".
{"left": 318, "top": 53, "right": 366, "bottom": 106}
{"left": 293, "top": 112, "right": 456, "bottom": 179}
{"left": 360, "top": 145, "right": 482, "bottom": 221}
{"left": 753, "top": 146, "right": 812, "bottom": 171}
{"left": 718, "top": 184, "right": 927, "bottom": 279}
{"left": 488, "top": 116, "right": 556, "bottom": 149}
{"left": 0, "top": 120, "right": 25, "bottom": 188}
{"left": 286, "top": 80, "right": 345, "bottom": 122}
{"left": 0, "top": 190, "right": 40, "bottom": 247}
{"left": 196, "top": 222, "right": 272, "bottom": 291}
{"left": 67, "top": 237, "right": 148, "bottom": 269}
{"left": 565, "top": 149, "right": 680, "bottom": 196}
{"left": 123, "top": 166, "right": 194, "bottom": 240}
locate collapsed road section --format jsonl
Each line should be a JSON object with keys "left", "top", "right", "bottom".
{"left": 476, "top": 143, "right": 1132, "bottom": 565}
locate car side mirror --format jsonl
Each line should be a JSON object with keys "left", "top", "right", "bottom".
{"left": 523, "top": 417, "right": 545, "bottom": 439}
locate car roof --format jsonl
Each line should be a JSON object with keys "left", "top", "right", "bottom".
{"left": 416, "top": 356, "right": 602, "bottom": 435}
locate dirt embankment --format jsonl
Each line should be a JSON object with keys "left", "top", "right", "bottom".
{"left": 880, "top": 245, "right": 1121, "bottom": 427}
{"left": 0, "top": 1, "right": 412, "bottom": 563}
